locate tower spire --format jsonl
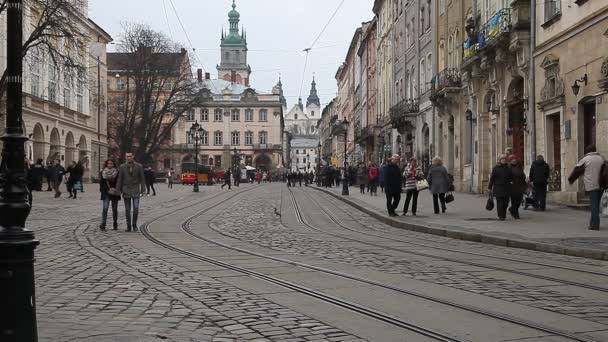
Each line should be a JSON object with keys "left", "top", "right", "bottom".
{"left": 306, "top": 73, "right": 320, "bottom": 108}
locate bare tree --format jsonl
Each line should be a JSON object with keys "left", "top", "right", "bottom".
{"left": 0, "top": 0, "right": 88, "bottom": 109}
{"left": 108, "top": 23, "right": 197, "bottom": 164}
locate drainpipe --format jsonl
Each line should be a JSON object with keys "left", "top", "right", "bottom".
{"left": 528, "top": 0, "right": 537, "bottom": 163}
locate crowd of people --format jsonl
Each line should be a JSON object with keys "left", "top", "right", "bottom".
{"left": 25, "top": 158, "right": 84, "bottom": 199}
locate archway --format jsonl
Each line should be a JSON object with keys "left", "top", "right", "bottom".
{"left": 422, "top": 123, "right": 430, "bottom": 171}
{"left": 254, "top": 154, "right": 272, "bottom": 172}
{"left": 65, "top": 132, "right": 75, "bottom": 166}
{"left": 506, "top": 77, "right": 525, "bottom": 161}
{"left": 48, "top": 128, "right": 60, "bottom": 163}
{"left": 78, "top": 135, "right": 88, "bottom": 162}
{"left": 32, "top": 123, "right": 45, "bottom": 162}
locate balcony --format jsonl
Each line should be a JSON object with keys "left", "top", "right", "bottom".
{"left": 462, "top": 9, "right": 512, "bottom": 64}
{"left": 430, "top": 68, "right": 462, "bottom": 104}
{"left": 355, "top": 126, "right": 373, "bottom": 144}
{"left": 389, "top": 99, "right": 419, "bottom": 129}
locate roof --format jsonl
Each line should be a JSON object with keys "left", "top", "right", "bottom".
{"left": 197, "top": 78, "right": 270, "bottom": 95}
{"left": 107, "top": 48, "right": 188, "bottom": 72}
{"left": 87, "top": 18, "right": 113, "bottom": 43}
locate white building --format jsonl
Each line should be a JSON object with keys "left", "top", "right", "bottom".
{"left": 0, "top": 1, "right": 112, "bottom": 180}
{"left": 285, "top": 77, "right": 321, "bottom": 172}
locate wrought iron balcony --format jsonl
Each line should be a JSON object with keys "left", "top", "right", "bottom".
{"left": 389, "top": 99, "right": 418, "bottom": 129}
{"left": 462, "top": 9, "right": 512, "bottom": 63}
{"left": 430, "top": 68, "right": 462, "bottom": 103}
{"left": 355, "top": 125, "right": 373, "bottom": 144}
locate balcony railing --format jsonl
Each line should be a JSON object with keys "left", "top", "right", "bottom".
{"left": 463, "top": 9, "right": 512, "bottom": 62}
{"left": 389, "top": 99, "right": 419, "bottom": 128}
{"left": 431, "top": 68, "right": 462, "bottom": 98}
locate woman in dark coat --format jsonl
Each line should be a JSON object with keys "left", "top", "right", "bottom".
{"left": 489, "top": 155, "right": 513, "bottom": 220}
{"left": 508, "top": 155, "right": 527, "bottom": 219}
{"left": 66, "top": 161, "right": 84, "bottom": 199}
{"left": 99, "top": 159, "right": 121, "bottom": 230}
{"left": 426, "top": 157, "right": 450, "bottom": 214}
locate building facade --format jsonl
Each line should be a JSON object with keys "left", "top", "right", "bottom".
{"left": 533, "top": 0, "right": 608, "bottom": 204}
{"left": 0, "top": 0, "right": 112, "bottom": 181}
{"left": 167, "top": 1, "right": 284, "bottom": 175}
{"left": 285, "top": 78, "right": 320, "bottom": 172}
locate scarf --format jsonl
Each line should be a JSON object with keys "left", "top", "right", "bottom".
{"left": 408, "top": 164, "right": 417, "bottom": 177}
{"left": 102, "top": 167, "right": 118, "bottom": 180}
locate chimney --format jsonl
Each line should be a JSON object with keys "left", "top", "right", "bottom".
{"left": 197, "top": 69, "right": 203, "bottom": 82}
{"left": 205, "top": 72, "right": 210, "bottom": 80}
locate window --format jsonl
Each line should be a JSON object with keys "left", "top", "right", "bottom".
{"left": 107, "top": 79, "right": 112, "bottom": 90}
{"left": 544, "top": 0, "right": 561, "bottom": 23}
{"left": 117, "top": 99, "right": 125, "bottom": 113}
{"left": 427, "top": 0, "right": 431, "bottom": 30}
{"left": 440, "top": 0, "right": 446, "bottom": 14}
{"left": 48, "top": 64, "right": 58, "bottom": 103}
{"left": 63, "top": 69, "right": 72, "bottom": 109}
{"left": 215, "top": 155, "right": 222, "bottom": 168}
{"left": 76, "top": 71, "right": 84, "bottom": 113}
{"left": 303, "top": 158, "right": 307, "bottom": 164}
{"left": 294, "top": 114, "right": 298, "bottom": 120}
{"left": 259, "top": 109, "right": 268, "bottom": 121}
{"left": 163, "top": 81, "right": 173, "bottom": 91}
{"left": 30, "top": 50, "right": 40, "bottom": 97}
{"left": 406, "top": 24, "right": 411, "bottom": 48}
{"left": 448, "top": 36, "right": 453, "bottom": 68}
{"left": 420, "top": 59, "right": 426, "bottom": 93}
{"left": 410, "top": 18, "right": 416, "bottom": 44}
{"left": 296, "top": 150, "right": 299, "bottom": 154}
{"left": 117, "top": 78, "right": 126, "bottom": 90}
{"left": 231, "top": 108, "right": 240, "bottom": 121}
{"left": 201, "top": 155, "right": 209, "bottom": 165}
{"left": 214, "top": 131, "right": 223, "bottom": 145}
{"left": 245, "top": 109, "right": 253, "bottom": 121}
{"left": 186, "top": 109, "right": 195, "bottom": 121}
{"left": 427, "top": 54, "right": 432, "bottom": 89}
{"left": 420, "top": 7, "right": 425, "bottom": 35}
{"left": 311, "top": 111, "right": 315, "bottom": 116}
{"left": 245, "top": 131, "right": 253, "bottom": 145}
{"left": 201, "top": 130, "right": 208, "bottom": 145}
{"left": 231, "top": 131, "right": 240, "bottom": 145}
{"left": 201, "top": 108, "right": 209, "bottom": 121}
{"left": 259, "top": 131, "right": 268, "bottom": 145}
{"left": 296, "top": 158, "right": 300, "bottom": 164}
{"left": 186, "top": 133, "right": 193, "bottom": 145}
{"left": 214, "top": 108, "right": 223, "bottom": 121}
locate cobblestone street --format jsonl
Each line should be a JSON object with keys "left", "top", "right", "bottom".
{"left": 27, "top": 183, "right": 608, "bottom": 341}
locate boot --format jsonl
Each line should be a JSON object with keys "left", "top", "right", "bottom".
{"left": 99, "top": 224, "right": 106, "bottom": 231}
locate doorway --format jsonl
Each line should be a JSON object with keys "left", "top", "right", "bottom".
{"left": 508, "top": 101, "right": 525, "bottom": 160}
{"left": 546, "top": 113, "right": 561, "bottom": 191}
{"left": 583, "top": 102, "right": 596, "bottom": 149}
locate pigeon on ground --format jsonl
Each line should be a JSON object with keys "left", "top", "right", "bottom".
{"left": 274, "top": 207, "right": 281, "bottom": 217}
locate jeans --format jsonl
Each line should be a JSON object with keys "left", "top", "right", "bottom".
{"left": 588, "top": 190, "right": 602, "bottom": 228}
{"left": 123, "top": 196, "right": 141, "bottom": 230}
{"left": 403, "top": 189, "right": 419, "bottom": 214}
{"left": 534, "top": 183, "right": 547, "bottom": 210}
{"left": 385, "top": 192, "right": 401, "bottom": 215}
{"left": 496, "top": 196, "right": 509, "bottom": 219}
{"left": 432, "top": 193, "right": 446, "bottom": 214}
{"left": 102, "top": 198, "right": 119, "bottom": 226}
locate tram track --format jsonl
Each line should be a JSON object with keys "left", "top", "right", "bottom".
{"left": 166, "top": 185, "right": 603, "bottom": 342}
{"left": 297, "top": 187, "right": 608, "bottom": 289}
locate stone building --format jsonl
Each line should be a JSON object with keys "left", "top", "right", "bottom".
{"left": 284, "top": 78, "right": 320, "bottom": 172}
{"left": 533, "top": 0, "right": 608, "bottom": 204}
{"left": 457, "top": 0, "right": 532, "bottom": 192}
{"left": 431, "top": 0, "right": 468, "bottom": 189}
{"left": 335, "top": 30, "right": 357, "bottom": 167}
{"left": 166, "top": 1, "right": 284, "bottom": 175}
{"left": 0, "top": 1, "right": 112, "bottom": 180}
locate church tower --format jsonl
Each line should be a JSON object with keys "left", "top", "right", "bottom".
{"left": 305, "top": 75, "right": 320, "bottom": 118}
{"left": 217, "top": 0, "right": 251, "bottom": 86}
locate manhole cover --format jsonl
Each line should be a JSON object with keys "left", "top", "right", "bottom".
{"left": 466, "top": 218, "right": 498, "bottom": 221}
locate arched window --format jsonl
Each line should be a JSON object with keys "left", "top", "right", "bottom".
{"left": 448, "top": 36, "right": 453, "bottom": 68}
{"left": 420, "top": 59, "right": 426, "bottom": 93}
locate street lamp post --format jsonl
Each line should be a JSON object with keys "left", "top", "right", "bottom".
{"left": 189, "top": 121, "right": 204, "bottom": 193}
{"left": 0, "top": 1, "right": 40, "bottom": 340}
{"left": 341, "top": 119, "right": 349, "bottom": 196}
{"left": 317, "top": 142, "right": 321, "bottom": 186}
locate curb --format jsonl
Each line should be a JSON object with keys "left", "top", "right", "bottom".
{"left": 312, "top": 187, "right": 608, "bottom": 261}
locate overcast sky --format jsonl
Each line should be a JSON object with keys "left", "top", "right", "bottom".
{"left": 89, "top": 0, "right": 374, "bottom": 108}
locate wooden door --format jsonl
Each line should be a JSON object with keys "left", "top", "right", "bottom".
{"left": 584, "top": 103, "right": 596, "bottom": 149}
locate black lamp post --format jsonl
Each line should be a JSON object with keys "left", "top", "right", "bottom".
{"left": 189, "top": 121, "right": 204, "bottom": 193}
{"left": 341, "top": 119, "right": 349, "bottom": 196}
{"left": 0, "top": 1, "right": 40, "bottom": 341}
{"left": 317, "top": 142, "right": 321, "bottom": 186}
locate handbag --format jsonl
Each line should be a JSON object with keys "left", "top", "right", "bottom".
{"left": 416, "top": 179, "right": 429, "bottom": 191}
{"left": 72, "top": 181, "right": 82, "bottom": 191}
{"left": 485, "top": 193, "right": 495, "bottom": 211}
{"left": 106, "top": 180, "right": 121, "bottom": 197}
{"left": 445, "top": 192, "right": 454, "bottom": 203}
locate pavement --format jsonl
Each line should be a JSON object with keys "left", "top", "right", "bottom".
{"left": 313, "top": 184, "right": 608, "bottom": 260}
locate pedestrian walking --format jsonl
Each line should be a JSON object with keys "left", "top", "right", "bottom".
{"left": 368, "top": 162, "right": 379, "bottom": 196}
{"left": 45, "top": 161, "right": 53, "bottom": 191}
{"left": 384, "top": 155, "right": 402, "bottom": 217}
{"left": 568, "top": 144, "right": 605, "bottom": 230}
{"left": 508, "top": 155, "right": 526, "bottom": 219}
{"left": 66, "top": 161, "right": 84, "bottom": 199}
{"left": 116, "top": 152, "right": 146, "bottom": 232}
{"left": 99, "top": 159, "right": 121, "bottom": 231}
{"left": 221, "top": 170, "right": 232, "bottom": 189}
{"left": 30, "top": 158, "right": 45, "bottom": 191}
{"left": 167, "top": 168, "right": 174, "bottom": 189}
{"left": 529, "top": 155, "right": 550, "bottom": 211}
{"left": 402, "top": 158, "right": 423, "bottom": 216}
{"left": 298, "top": 171, "right": 303, "bottom": 187}
{"left": 357, "top": 163, "right": 368, "bottom": 194}
{"left": 489, "top": 155, "right": 513, "bottom": 221}
{"left": 49, "top": 159, "right": 65, "bottom": 198}
{"left": 379, "top": 162, "right": 386, "bottom": 193}
{"left": 427, "top": 157, "right": 451, "bottom": 214}
{"left": 144, "top": 166, "right": 156, "bottom": 196}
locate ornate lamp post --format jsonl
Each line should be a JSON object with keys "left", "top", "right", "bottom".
{"left": 189, "top": 121, "right": 204, "bottom": 193}
{"left": 341, "top": 119, "right": 349, "bottom": 196}
{"left": 0, "top": 1, "right": 40, "bottom": 340}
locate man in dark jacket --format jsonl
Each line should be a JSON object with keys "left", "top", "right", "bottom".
{"left": 489, "top": 155, "right": 513, "bottom": 221}
{"left": 49, "top": 159, "right": 65, "bottom": 198}
{"left": 144, "top": 166, "right": 156, "bottom": 196}
{"left": 221, "top": 170, "right": 231, "bottom": 189}
{"left": 384, "top": 154, "right": 403, "bottom": 217}
{"left": 45, "top": 161, "right": 54, "bottom": 191}
{"left": 30, "top": 158, "right": 45, "bottom": 191}
{"left": 529, "top": 155, "right": 550, "bottom": 211}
